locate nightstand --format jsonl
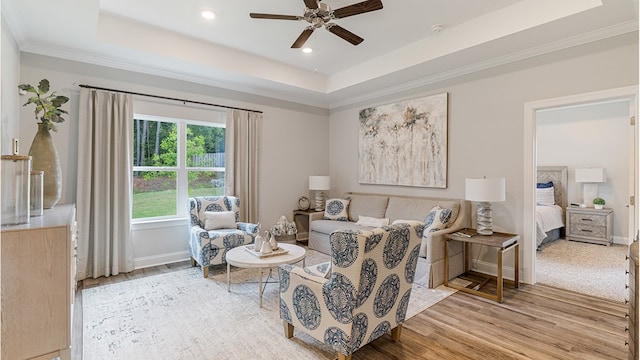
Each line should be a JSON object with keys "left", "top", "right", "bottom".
{"left": 565, "top": 207, "right": 613, "bottom": 246}
{"left": 292, "top": 209, "right": 323, "bottom": 244}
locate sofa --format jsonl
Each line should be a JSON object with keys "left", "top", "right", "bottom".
{"left": 308, "top": 192, "right": 470, "bottom": 288}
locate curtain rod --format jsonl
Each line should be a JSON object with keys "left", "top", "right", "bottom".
{"left": 78, "top": 84, "right": 263, "bottom": 114}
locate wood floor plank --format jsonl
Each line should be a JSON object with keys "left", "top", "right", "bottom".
{"left": 74, "top": 262, "right": 631, "bottom": 360}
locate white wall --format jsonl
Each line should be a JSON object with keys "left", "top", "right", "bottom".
{"left": 537, "top": 100, "right": 630, "bottom": 243}
{"left": 328, "top": 32, "right": 638, "bottom": 278}
{"left": 17, "top": 53, "right": 330, "bottom": 269}
{"left": 1, "top": 17, "right": 20, "bottom": 155}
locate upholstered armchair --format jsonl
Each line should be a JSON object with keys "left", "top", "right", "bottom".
{"left": 188, "top": 196, "right": 258, "bottom": 277}
{"left": 279, "top": 223, "right": 423, "bottom": 360}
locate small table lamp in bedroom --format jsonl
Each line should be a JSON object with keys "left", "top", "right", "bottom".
{"left": 465, "top": 177, "right": 506, "bottom": 235}
{"left": 309, "top": 176, "right": 330, "bottom": 212}
{"left": 575, "top": 168, "right": 606, "bottom": 207}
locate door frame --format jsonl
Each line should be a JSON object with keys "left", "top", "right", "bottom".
{"left": 522, "top": 85, "right": 638, "bottom": 285}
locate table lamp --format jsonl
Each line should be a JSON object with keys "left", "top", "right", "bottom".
{"left": 575, "top": 168, "right": 605, "bottom": 207}
{"left": 309, "top": 176, "right": 330, "bottom": 211}
{"left": 465, "top": 177, "right": 506, "bottom": 235}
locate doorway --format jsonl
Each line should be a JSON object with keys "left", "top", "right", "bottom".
{"left": 523, "top": 86, "right": 638, "bottom": 285}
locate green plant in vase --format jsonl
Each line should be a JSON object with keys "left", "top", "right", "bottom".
{"left": 18, "top": 79, "right": 69, "bottom": 131}
{"left": 17, "top": 79, "right": 69, "bottom": 208}
{"left": 593, "top": 197, "right": 605, "bottom": 209}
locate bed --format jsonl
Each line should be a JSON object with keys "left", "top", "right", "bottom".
{"left": 536, "top": 166, "right": 567, "bottom": 249}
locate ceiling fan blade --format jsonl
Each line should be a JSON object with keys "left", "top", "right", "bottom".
{"left": 250, "top": 13, "right": 301, "bottom": 20}
{"left": 291, "top": 28, "right": 314, "bottom": 48}
{"left": 326, "top": 24, "right": 363, "bottom": 45}
{"left": 332, "top": 0, "right": 383, "bottom": 19}
{"left": 303, "top": 0, "right": 319, "bottom": 10}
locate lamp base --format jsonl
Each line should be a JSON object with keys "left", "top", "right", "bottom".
{"left": 476, "top": 201, "right": 494, "bottom": 236}
{"left": 314, "top": 191, "right": 325, "bottom": 212}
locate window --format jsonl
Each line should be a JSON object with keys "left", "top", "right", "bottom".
{"left": 132, "top": 114, "right": 225, "bottom": 220}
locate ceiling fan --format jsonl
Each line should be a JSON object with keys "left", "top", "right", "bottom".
{"left": 250, "top": 0, "right": 384, "bottom": 48}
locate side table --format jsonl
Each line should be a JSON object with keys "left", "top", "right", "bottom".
{"left": 292, "top": 209, "right": 323, "bottom": 244}
{"left": 444, "top": 229, "right": 519, "bottom": 303}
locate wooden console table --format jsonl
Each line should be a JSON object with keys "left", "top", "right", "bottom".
{"left": 444, "top": 229, "right": 519, "bottom": 303}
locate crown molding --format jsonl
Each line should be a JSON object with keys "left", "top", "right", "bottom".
{"left": 328, "top": 20, "right": 639, "bottom": 109}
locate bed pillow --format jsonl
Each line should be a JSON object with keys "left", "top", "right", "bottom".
{"left": 537, "top": 181, "right": 554, "bottom": 189}
{"left": 536, "top": 187, "right": 555, "bottom": 206}
{"left": 356, "top": 215, "right": 389, "bottom": 227}
{"left": 203, "top": 211, "right": 236, "bottom": 230}
{"left": 323, "top": 198, "right": 350, "bottom": 221}
{"left": 423, "top": 206, "right": 452, "bottom": 235}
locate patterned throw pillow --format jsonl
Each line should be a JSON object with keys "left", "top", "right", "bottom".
{"left": 323, "top": 198, "right": 350, "bottom": 221}
{"left": 423, "top": 205, "right": 452, "bottom": 236}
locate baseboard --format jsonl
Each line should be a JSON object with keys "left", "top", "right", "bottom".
{"left": 612, "top": 235, "right": 629, "bottom": 245}
{"left": 471, "top": 259, "right": 517, "bottom": 282}
{"left": 134, "top": 250, "right": 190, "bottom": 270}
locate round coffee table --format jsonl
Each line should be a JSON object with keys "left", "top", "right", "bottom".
{"left": 225, "top": 242, "right": 306, "bottom": 307}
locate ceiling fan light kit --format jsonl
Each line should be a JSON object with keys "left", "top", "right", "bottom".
{"left": 250, "top": 0, "right": 383, "bottom": 48}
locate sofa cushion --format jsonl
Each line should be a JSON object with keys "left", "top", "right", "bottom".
{"left": 323, "top": 198, "right": 350, "bottom": 221}
{"left": 347, "top": 194, "right": 389, "bottom": 222}
{"left": 311, "top": 219, "right": 374, "bottom": 235}
{"left": 356, "top": 215, "right": 389, "bottom": 227}
{"left": 385, "top": 196, "right": 459, "bottom": 227}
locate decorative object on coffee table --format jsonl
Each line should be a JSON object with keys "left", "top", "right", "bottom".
{"left": 18, "top": 79, "right": 69, "bottom": 209}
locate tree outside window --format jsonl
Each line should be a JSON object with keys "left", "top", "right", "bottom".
{"left": 132, "top": 116, "right": 225, "bottom": 220}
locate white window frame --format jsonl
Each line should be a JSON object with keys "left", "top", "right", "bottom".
{"left": 132, "top": 113, "right": 225, "bottom": 223}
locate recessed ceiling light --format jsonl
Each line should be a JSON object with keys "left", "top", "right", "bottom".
{"left": 201, "top": 10, "right": 216, "bottom": 20}
{"left": 302, "top": 47, "right": 313, "bottom": 54}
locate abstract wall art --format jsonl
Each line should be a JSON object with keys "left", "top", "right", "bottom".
{"left": 358, "top": 92, "right": 448, "bottom": 188}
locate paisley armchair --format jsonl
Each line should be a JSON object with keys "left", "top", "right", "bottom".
{"left": 278, "top": 223, "right": 423, "bottom": 360}
{"left": 188, "top": 196, "right": 258, "bottom": 277}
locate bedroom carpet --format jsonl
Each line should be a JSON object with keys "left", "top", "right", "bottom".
{"left": 536, "top": 239, "right": 628, "bottom": 303}
{"left": 82, "top": 250, "right": 456, "bottom": 360}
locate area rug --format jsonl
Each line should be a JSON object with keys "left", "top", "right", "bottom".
{"left": 82, "top": 250, "right": 456, "bottom": 360}
{"left": 536, "top": 239, "right": 627, "bottom": 303}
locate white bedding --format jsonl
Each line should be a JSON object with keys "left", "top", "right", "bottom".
{"left": 535, "top": 205, "right": 564, "bottom": 246}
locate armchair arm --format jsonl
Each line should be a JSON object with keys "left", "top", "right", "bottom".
{"left": 280, "top": 264, "right": 329, "bottom": 290}
{"left": 237, "top": 222, "right": 259, "bottom": 235}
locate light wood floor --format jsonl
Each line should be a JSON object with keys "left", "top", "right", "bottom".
{"left": 73, "top": 261, "right": 630, "bottom": 360}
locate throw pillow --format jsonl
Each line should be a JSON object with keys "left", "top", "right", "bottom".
{"left": 423, "top": 206, "right": 452, "bottom": 236}
{"left": 323, "top": 198, "right": 350, "bottom": 221}
{"left": 536, "top": 187, "right": 555, "bottom": 206}
{"left": 537, "top": 181, "right": 553, "bottom": 189}
{"left": 203, "top": 211, "right": 236, "bottom": 230}
{"left": 356, "top": 215, "right": 389, "bottom": 227}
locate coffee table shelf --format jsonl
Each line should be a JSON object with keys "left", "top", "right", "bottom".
{"left": 226, "top": 242, "right": 306, "bottom": 307}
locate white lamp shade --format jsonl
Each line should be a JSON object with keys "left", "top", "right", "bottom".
{"left": 575, "top": 168, "right": 605, "bottom": 183}
{"left": 465, "top": 178, "right": 506, "bottom": 202}
{"left": 309, "top": 176, "right": 330, "bottom": 190}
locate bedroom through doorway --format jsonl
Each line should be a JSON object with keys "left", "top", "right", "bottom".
{"left": 524, "top": 86, "right": 638, "bottom": 301}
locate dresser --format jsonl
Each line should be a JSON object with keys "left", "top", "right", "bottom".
{"left": 1, "top": 204, "right": 77, "bottom": 360}
{"left": 629, "top": 241, "right": 639, "bottom": 360}
{"left": 565, "top": 207, "right": 613, "bottom": 246}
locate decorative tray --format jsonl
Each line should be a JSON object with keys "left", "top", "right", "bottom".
{"left": 244, "top": 245, "right": 289, "bottom": 258}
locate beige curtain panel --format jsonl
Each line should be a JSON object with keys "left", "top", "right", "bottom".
{"left": 225, "top": 109, "right": 261, "bottom": 223}
{"left": 77, "top": 88, "right": 134, "bottom": 279}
